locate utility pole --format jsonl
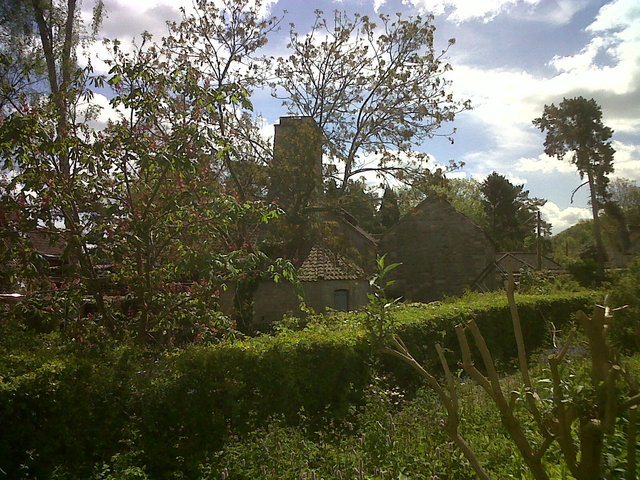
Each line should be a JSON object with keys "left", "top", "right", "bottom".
{"left": 536, "top": 210, "right": 542, "bottom": 270}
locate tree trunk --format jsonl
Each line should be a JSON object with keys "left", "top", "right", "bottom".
{"left": 587, "top": 171, "right": 606, "bottom": 284}
{"left": 32, "top": 0, "right": 108, "bottom": 319}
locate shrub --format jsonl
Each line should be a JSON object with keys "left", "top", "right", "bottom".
{"left": 0, "top": 290, "right": 597, "bottom": 478}
{"left": 610, "top": 256, "right": 640, "bottom": 351}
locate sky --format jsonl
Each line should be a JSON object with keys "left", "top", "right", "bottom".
{"left": 82, "top": 0, "right": 640, "bottom": 234}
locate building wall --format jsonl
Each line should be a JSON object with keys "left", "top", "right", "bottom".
{"left": 252, "top": 279, "right": 369, "bottom": 326}
{"left": 378, "top": 196, "right": 496, "bottom": 302}
{"left": 316, "top": 215, "right": 377, "bottom": 273}
{"left": 252, "top": 281, "right": 299, "bottom": 326}
{"left": 302, "top": 279, "right": 369, "bottom": 315}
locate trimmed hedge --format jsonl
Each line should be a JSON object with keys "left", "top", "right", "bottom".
{"left": 0, "top": 290, "right": 597, "bottom": 478}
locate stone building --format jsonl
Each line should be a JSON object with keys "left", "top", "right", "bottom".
{"left": 378, "top": 196, "right": 497, "bottom": 302}
{"left": 473, "top": 252, "right": 564, "bottom": 291}
{"left": 252, "top": 244, "right": 369, "bottom": 326}
{"left": 253, "top": 116, "right": 498, "bottom": 324}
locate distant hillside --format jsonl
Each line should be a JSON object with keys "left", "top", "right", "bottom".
{"left": 551, "top": 214, "right": 638, "bottom": 265}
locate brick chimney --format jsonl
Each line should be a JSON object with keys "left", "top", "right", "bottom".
{"left": 269, "top": 116, "right": 323, "bottom": 212}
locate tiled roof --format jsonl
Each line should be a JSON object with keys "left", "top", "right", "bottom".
{"left": 298, "top": 244, "right": 365, "bottom": 281}
{"left": 495, "top": 252, "right": 563, "bottom": 271}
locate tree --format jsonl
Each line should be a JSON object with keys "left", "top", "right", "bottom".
{"left": 608, "top": 177, "right": 640, "bottom": 234}
{"left": 0, "top": 6, "right": 290, "bottom": 342}
{"left": 0, "top": 0, "right": 46, "bottom": 116}
{"left": 396, "top": 175, "right": 488, "bottom": 228}
{"left": 480, "top": 172, "right": 548, "bottom": 251}
{"left": 378, "top": 187, "right": 400, "bottom": 229}
{"left": 0, "top": 0, "right": 110, "bottom": 314}
{"left": 164, "top": 0, "right": 281, "bottom": 201}
{"left": 273, "top": 10, "right": 470, "bottom": 193}
{"left": 609, "top": 178, "right": 640, "bottom": 214}
{"left": 533, "top": 97, "right": 615, "bottom": 280}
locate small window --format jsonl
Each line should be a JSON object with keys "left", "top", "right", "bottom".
{"left": 334, "top": 289, "right": 349, "bottom": 311}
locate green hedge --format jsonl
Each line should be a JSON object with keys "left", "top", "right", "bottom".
{"left": 0, "top": 344, "right": 140, "bottom": 478}
{"left": 0, "top": 291, "right": 597, "bottom": 478}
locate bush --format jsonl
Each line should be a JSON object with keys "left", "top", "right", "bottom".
{"left": 0, "top": 336, "right": 142, "bottom": 479}
{"left": 610, "top": 256, "right": 640, "bottom": 350}
{"left": 566, "top": 257, "right": 601, "bottom": 286}
{"left": 0, "top": 291, "right": 597, "bottom": 478}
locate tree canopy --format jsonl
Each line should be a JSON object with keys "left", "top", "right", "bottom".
{"left": 480, "top": 172, "right": 548, "bottom": 252}
{"left": 273, "top": 10, "right": 470, "bottom": 193}
{"left": 0, "top": 0, "right": 292, "bottom": 341}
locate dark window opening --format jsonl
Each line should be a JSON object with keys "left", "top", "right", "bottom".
{"left": 334, "top": 289, "right": 349, "bottom": 311}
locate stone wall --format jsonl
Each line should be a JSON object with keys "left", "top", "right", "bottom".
{"left": 378, "top": 196, "right": 496, "bottom": 302}
{"left": 253, "top": 278, "right": 369, "bottom": 326}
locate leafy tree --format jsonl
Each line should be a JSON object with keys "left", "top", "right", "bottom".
{"left": 378, "top": 187, "right": 400, "bottom": 229}
{"left": 329, "top": 178, "right": 381, "bottom": 232}
{"left": 397, "top": 175, "right": 487, "bottom": 227}
{"left": 0, "top": 0, "right": 109, "bottom": 313}
{"left": 0, "top": 0, "right": 46, "bottom": 116}
{"left": 446, "top": 178, "right": 486, "bottom": 226}
{"left": 273, "top": 10, "right": 470, "bottom": 193}
{"left": 607, "top": 177, "right": 640, "bottom": 232}
{"left": 0, "top": 12, "right": 289, "bottom": 343}
{"left": 480, "top": 172, "right": 548, "bottom": 251}
{"left": 533, "top": 96, "right": 615, "bottom": 280}
{"left": 164, "top": 0, "right": 281, "bottom": 201}
{"left": 609, "top": 178, "right": 640, "bottom": 214}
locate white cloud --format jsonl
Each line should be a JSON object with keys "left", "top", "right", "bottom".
{"left": 446, "top": 170, "right": 468, "bottom": 179}
{"left": 90, "top": 0, "right": 184, "bottom": 39}
{"left": 548, "top": 36, "right": 612, "bottom": 73}
{"left": 546, "top": 0, "right": 640, "bottom": 96}
{"left": 373, "top": 0, "right": 387, "bottom": 11}
{"left": 587, "top": 0, "right": 640, "bottom": 32}
{"left": 611, "top": 140, "right": 640, "bottom": 181}
{"left": 405, "top": 0, "right": 541, "bottom": 23}
{"left": 506, "top": 174, "right": 528, "bottom": 185}
{"left": 538, "top": 0, "right": 590, "bottom": 25}
{"left": 515, "top": 153, "right": 576, "bottom": 174}
{"left": 76, "top": 92, "right": 130, "bottom": 131}
{"left": 446, "top": 0, "right": 640, "bottom": 195}
{"left": 448, "top": 66, "right": 543, "bottom": 153}
{"left": 540, "top": 201, "right": 591, "bottom": 234}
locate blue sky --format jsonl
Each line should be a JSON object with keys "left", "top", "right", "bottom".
{"left": 85, "top": 0, "right": 640, "bottom": 233}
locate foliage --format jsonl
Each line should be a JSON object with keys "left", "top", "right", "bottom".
{"left": 362, "top": 255, "right": 401, "bottom": 342}
{"left": 0, "top": 4, "right": 291, "bottom": 342}
{"left": 325, "top": 177, "right": 383, "bottom": 233}
{"left": 566, "top": 256, "right": 603, "bottom": 288}
{"left": 378, "top": 187, "right": 401, "bottom": 229}
{"left": 0, "top": 329, "right": 143, "bottom": 479}
{"left": 273, "top": 10, "right": 470, "bottom": 192}
{"left": 0, "top": 0, "right": 47, "bottom": 116}
{"left": 481, "top": 172, "right": 549, "bottom": 251}
{"left": 163, "top": 0, "right": 281, "bottom": 201}
{"left": 609, "top": 177, "right": 640, "bottom": 225}
{"left": 0, "top": 290, "right": 596, "bottom": 478}
{"left": 370, "top": 270, "right": 640, "bottom": 479}
{"left": 551, "top": 202, "right": 636, "bottom": 267}
{"left": 202, "top": 385, "right": 476, "bottom": 480}
{"left": 610, "top": 256, "right": 640, "bottom": 351}
{"left": 517, "top": 268, "right": 583, "bottom": 295}
{"left": 551, "top": 219, "right": 596, "bottom": 263}
{"left": 397, "top": 176, "right": 487, "bottom": 226}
